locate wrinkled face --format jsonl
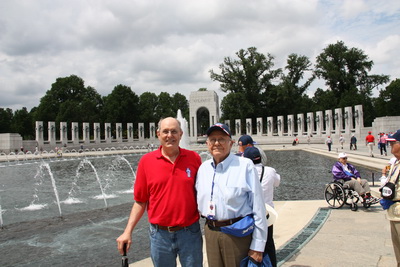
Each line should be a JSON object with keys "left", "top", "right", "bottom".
{"left": 390, "top": 141, "right": 400, "bottom": 160}
{"left": 207, "top": 130, "right": 233, "bottom": 164}
{"left": 157, "top": 118, "right": 183, "bottom": 149}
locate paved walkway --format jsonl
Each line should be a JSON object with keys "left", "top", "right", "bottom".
{"left": 128, "top": 142, "right": 397, "bottom": 266}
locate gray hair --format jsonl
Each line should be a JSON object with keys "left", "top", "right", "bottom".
{"left": 157, "top": 117, "right": 182, "bottom": 131}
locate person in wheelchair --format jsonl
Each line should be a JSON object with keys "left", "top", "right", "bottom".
{"left": 332, "top": 152, "right": 379, "bottom": 204}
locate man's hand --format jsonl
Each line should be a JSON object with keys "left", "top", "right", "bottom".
{"left": 248, "top": 249, "right": 263, "bottom": 262}
{"left": 116, "top": 232, "right": 132, "bottom": 255}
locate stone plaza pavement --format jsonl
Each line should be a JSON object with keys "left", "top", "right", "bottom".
{"left": 128, "top": 141, "right": 397, "bottom": 267}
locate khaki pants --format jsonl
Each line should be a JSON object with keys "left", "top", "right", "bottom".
{"left": 390, "top": 220, "right": 400, "bottom": 266}
{"left": 204, "top": 224, "right": 252, "bottom": 267}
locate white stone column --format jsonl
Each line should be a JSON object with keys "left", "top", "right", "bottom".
{"left": 315, "top": 111, "right": 323, "bottom": 136}
{"left": 306, "top": 112, "right": 314, "bottom": 136}
{"left": 256, "top": 118, "right": 263, "bottom": 136}
{"left": 127, "top": 123, "right": 134, "bottom": 141}
{"left": 224, "top": 120, "right": 231, "bottom": 130}
{"left": 94, "top": 123, "right": 101, "bottom": 144}
{"left": 138, "top": 123, "right": 145, "bottom": 141}
{"left": 324, "top": 110, "right": 333, "bottom": 136}
{"left": 35, "top": 121, "right": 44, "bottom": 146}
{"left": 149, "top": 123, "right": 156, "bottom": 140}
{"left": 72, "top": 122, "right": 79, "bottom": 145}
{"left": 60, "top": 122, "right": 68, "bottom": 145}
{"left": 296, "top": 114, "right": 304, "bottom": 135}
{"left": 334, "top": 108, "right": 343, "bottom": 134}
{"left": 267, "top": 117, "right": 274, "bottom": 136}
{"left": 287, "top": 115, "right": 294, "bottom": 136}
{"left": 277, "top": 116, "right": 284, "bottom": 136}
{"left": 235, "top": 119, "right": 241, "bottom": 137}
{"left": 354, "top": 105, "right": 364, "bottom": 134}
{"left": 344, "top": 106, "right": 353, "bottom": 135}
{"left": 83, "top": 122, "right": 90, "bottom": 144}
{"left": 245, "top": 118, "right": 252, "bottom": 135}
{"left": 47, "top": 121, "right": 56, "bottom": 147}
{"left": 116, "top": 123, "right": 123, "bottom": 142}
{"left": 105, "top": 123, "right": 112, "bottom": 143}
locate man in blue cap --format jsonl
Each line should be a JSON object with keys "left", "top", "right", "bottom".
{"left": 382, "top": 129, "right": 400, "bottom": 265}
{"left": 196, "top": 123, "right": 267, "bottom": 266}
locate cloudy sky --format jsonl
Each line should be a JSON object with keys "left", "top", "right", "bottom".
{"left": 1, "top": 0, "right": 399, "bottom": 111}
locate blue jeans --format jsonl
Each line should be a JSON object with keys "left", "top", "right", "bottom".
{"left": 149, "top": 221, "right": 203, "bottom": 267}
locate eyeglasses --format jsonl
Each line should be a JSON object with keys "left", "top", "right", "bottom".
{"left": 161, "top": 129, "right": 179, "bottom": 135}
{"left": 341, "top": 157, "right": 348, "bottom": 160}
{"left": 208, "top": 138, "right": 230, "bottom": 145}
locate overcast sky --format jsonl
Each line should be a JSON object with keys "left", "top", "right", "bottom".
{"left": 1, "top": 0, "right": 399, "bottom": 111}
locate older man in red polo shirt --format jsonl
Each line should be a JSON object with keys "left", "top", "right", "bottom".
{"left": 116, "top": 117, "right": 202, "bottom": 267}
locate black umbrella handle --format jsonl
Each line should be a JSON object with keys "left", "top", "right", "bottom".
{"left": 123, "top": 243, "right": 127, "bottom": 257}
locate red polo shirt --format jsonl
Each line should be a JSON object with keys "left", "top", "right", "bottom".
{"left": 134, "top": 146, "right": 201, "bottom": 227}
{"left": 366, "top": 134, "right": 375, "bottom": 143}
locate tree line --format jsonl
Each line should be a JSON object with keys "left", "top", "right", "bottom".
{"left": 0, "top": 40, "right": 399, "bottom": 139}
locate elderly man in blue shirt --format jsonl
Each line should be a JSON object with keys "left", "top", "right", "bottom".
{"left": 196, "top": 123, "right": 267, "bottom": 267}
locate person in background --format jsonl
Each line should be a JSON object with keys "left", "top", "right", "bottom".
{"left": 236, "top": 134, "right": 267, "bottom": 165}
{"left": 380, "top": 157, "right": 397, "bottom": 187}
{"left": 325, "top": 136, "right": 333, "bottom": 151}
{"left": 350, "top": 134, "right": 357, "bottom": 150}
{"left": 365, "top": 131, "right": 375, "bottom": 157}
{"left": 379, "top": 132, "right": 388, "bottom": 156}
{"left": 116, "top": 117, "right": 203, "bottom": 267}
{"left": 332, "top": 152, "right": 378, "bottom": 204}
{"left": 339, "top": 135, "right": 345, "bottom": 149}
{"left": 244, "top": 146, "right": 280, "bottom": 267}
{"left": 381, "top": 129, "right": 400, "bottom": 265}
{"left": 196, "top": 123, "right": 267, "bottom": 266}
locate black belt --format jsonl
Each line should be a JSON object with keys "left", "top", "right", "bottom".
{"left": 205, "top": 217, "right": 243, "bottom": 228}
{"left": 151, "top": 224, "right": 185, "bottom": 232}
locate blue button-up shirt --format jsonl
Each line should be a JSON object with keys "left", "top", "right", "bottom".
{"left": 196, "top": 153, "right": 267, "bottom": 251}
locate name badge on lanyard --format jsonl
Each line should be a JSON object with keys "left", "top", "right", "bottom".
{"left": 207, "top": 201, "right": 216, "bottom": 220}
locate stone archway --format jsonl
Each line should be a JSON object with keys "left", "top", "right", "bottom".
{"left": 189, "top": 90, "right": 220, "bottom": 143}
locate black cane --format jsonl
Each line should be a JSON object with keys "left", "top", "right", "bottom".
{"left": 122, "top": 243, "right": 128, "bottom": 267}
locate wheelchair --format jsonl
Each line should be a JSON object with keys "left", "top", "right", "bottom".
{"left": 324, "top": 180, "right": 371, "bottom": 211}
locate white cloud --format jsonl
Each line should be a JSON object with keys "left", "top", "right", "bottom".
{"left": 0, "top": 0, "right": 399, "bottom": 110}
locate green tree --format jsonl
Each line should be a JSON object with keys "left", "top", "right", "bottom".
{"left": 35, "top": 75, "right": 103, "bottom": 124}
{"left": 374, "top": 79, "right": 400, "bottom": 116}
{"left": 274, "top": 54, "right": 315, "bottom": 116}
{"left": 139, "top": 92, "right": 158, "bottom": 124}
{"left": 171, "top": 93, "right": 189, "bottom": 120}
{"left": 210, "top": 47, "right": 281, "bottom": 120}
{"left": 11, "top": 107, "right": 34, "bottom": 139}
{"left": 102, "top": 84, "right": 140, "bottom": 124}
{"left": 155, "top": 92, "right": 175, "bottom": 119}
{"left": 0, "top": 108, "right": 13, "bottom": 133}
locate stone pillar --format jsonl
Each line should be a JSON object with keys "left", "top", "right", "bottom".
{"left": 315, "top": 111, "right": 323, "bottom": 136}
{"left": 94, "top": 123, "right": 101, "bottom": 144}
{"left": 47, "top": 121, "right": 56, "bottom": 147}
{"left": 105, "top": 123, "right": 112, "bottom": 143}
{"left": 256, "top": 118, "right": 263, "bottom": 136}
{"left": 354, "top": 105, "right": 364, "bottom": 134}
{"left": 235, "top": 119, "right": 241, "bottom": 137}
{"left": 245, "top": 119, "right": 252, "bottom": 135}
{"left": 277, "top": 116, "right": 284, "bottom": 136}
{"left": 297, "top": 114, "right": 304, "bottom": 135}
{"left": 287, "top": 115, "right": 294, "bottom": 136}
{"left": 267, "top": 117, "right": 274, "bottom": 136}
{"left": 306, "top": 112, "right": 314, "bottom": 136}
{"left": 60, "top": 122, "right": 68, "bottom": 145}
{"left": 334, "top": 108, "right": 343, "bottom": 134}
{"left": 344, "top": 106, "right": 353, "bottom": 135}
{"left": 324, "top": 110, "right": 333, "bottom": 136}
{"left": 82, "top": 122, "right": 90, "bottom": 144}
{"left": 149, "top": 123, "right": 156, "bottom": 140}
{"left": 72, "top": 122, "right": 79, "bottom": 145}
{"left": 116, "top": 123, "right": 123, "bottom": 142}
{"left": 138, "top": 123, "right": 145, "bottom": 141}
{"left": 127, "top": 123, "right": 134, "bottom": 141}
{"left": 224, "top": 120, "right": 231, "bottom": 130}
{"left": 35, "top": 121, "right": 42, "bottom": 148}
